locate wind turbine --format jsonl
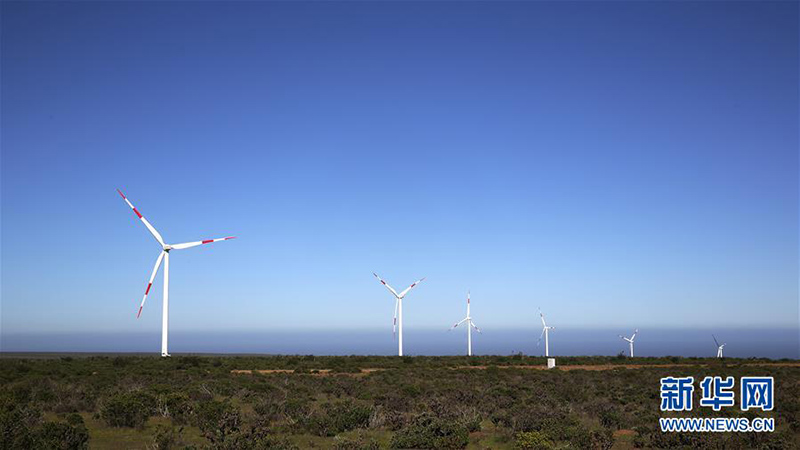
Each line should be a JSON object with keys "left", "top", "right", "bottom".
{"left": 537, "top": 308, "right": 555, "bottom": 357}
{"left": 449, "top": 291, "right": 481, "bottom": 356}
{"left": 373, "top": 273, "right": 425, "bottom": 356}
{"left": 713, "top": 334, "right": 726, "bottom": 358}
{"left": 118, "top": 189, "right": 235, "bottom": 357}
{"left": 619, "top": 329, "right": 638, "bottom": 357}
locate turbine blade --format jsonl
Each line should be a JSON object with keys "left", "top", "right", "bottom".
{"left": 137, "top": 252, "right": 165, "bottom": 318}
{"left": 539, "top": 308, "right": 547, "bottom": 327}
{"left": 712, "top": 334, "right": 720, "bottom": 347}
{"left": 631, "top": 329, "right": 638, "bottom": 341}
{"left": 398, "top": 277, "right": 425, "bottom": 298}
{"left": 450, "top": 318, "right": 468, "bottom": 330}
{"left": 171, "top": 236, "right": 237, "bottom": 250}
{"left": 537, "top": 327, "right": 546, "bottom": 345}
{"left": 373, "top": 273, "right": 400, "bottom": 298}
{"left": 470, "top": 321, "right": 481, "bottom": 333}
{"left": 117, "top": 189, "right": 165, "bottom": 246}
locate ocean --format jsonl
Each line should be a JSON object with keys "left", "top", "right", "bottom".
{"left": 2, "top": 328, "right": 797, "bottom": 359}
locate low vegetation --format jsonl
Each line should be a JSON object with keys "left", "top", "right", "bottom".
{"left": 0, "top": 354, "right": 796, "bottom": 449}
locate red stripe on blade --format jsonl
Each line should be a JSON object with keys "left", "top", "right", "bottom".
{"left": 145, "top": 283, "right": 151, "bottom": 295}
{"left": 116, "top": 189, "right": 126, "bottom": 199}
{"left": 137, "top": 306, "right": 143, "bottom": 318}
{"left": 202, "top": 240, "right": 214, "bottom": 244}
{"left": 133, "top": 208, "right": 142, "bottom": 219}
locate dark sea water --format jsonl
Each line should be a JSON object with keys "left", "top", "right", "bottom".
{"left": 2, "top": 328, "right": 798, "bottom": 359}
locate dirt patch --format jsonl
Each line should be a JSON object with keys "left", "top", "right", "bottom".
{"left": 233, "top": 362, "right": 800, "bottom": 376}
{"left": 231, "top": 368, "right": 385, "bottom": 376}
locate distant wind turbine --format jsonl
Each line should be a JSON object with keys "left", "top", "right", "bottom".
{"left": 713, "top": 335, "right": 726, "bottom": 358}
{"left": 449, "top": 291, "right": 481, "bottom": 356}
{"left": 373, "top": 273, "right": 425, "bottom": 356}
{"left": 537, "top": 308, "right": 555, "bottom": 357}
{"left": 619, "top": 329, "right": 638, "bottom": 357}
{"left": 118, "top": 189, "right": 235, "bottom": 357}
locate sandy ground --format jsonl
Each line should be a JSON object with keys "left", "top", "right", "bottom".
{"left": 231, "top": 368, "right": 386, "bottom": 376}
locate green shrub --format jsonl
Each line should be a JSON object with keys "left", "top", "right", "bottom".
{"left": 514, "top": 431, "right": 553, "bottom": 450}
{"left": 158, "top": 393, "right": 193, "bottom": 425}
{"left": 0, "top": 404, "right": 37, "bottom": 449}
{"left": 301, "top": 401, "right": 372, "bottom": 436}
{"left": 36, "top": 420, "right": 89, "bottom": 449}
{"left": 212, "top": 426, "right": 299, "bottom": 450}
{"left": 575, "top": 428, "right": 614, "bottom": 450}
{"left": 99, "top": 392, "right": 155, "bottom": 428}
{"left": 194, "top": 400, "right": 241, "bottom": 444}
{"left": 598, "top": 407, "right": 623, "bottom": 430}
{"left": 151, "top": 425, "right": 183, "bottom": 450}
{"left": 390, "top": 414, "right": 469, "bottom": 449}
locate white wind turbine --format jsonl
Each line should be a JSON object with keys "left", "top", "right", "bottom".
{"left": 537, "top": 308, "right": 555, "bottom": 357}
{"left": 619, "top": 329, "right": 639, "bottom": 357}
{"left": 373, "top": 273, "right": 425, "bottom": 356}
{"left": 449, "top": 291, "right": 481, "bottom": 356}
{"left": 713, "top": 335, "right": 726, "bottom": 358}
{"left": 118, "top": 189, "right": 235, "bottom": 357}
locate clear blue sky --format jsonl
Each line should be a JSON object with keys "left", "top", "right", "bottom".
{"left": 2, "top": 2, "right": 797, "bottom": 339}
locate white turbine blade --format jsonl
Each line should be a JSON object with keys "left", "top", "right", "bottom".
{"left": 450, "top": 317, "right": 468, "bottom": 330}
{"left": 470, "top": 321, "right": 481, "bottom": 333}
{"left": 373, "top": 273, "right": 400, "bottom": 298}
{"left": 713, "top": 334, "right": 720, "bottom": 347}
{"left": 137, "top": 252, "right": 165, "bottom": 318}
{"left": 630, "top": 329, "right": 638, "bottom": 341}
{"left": 539, "top": 308, "right": 547, "bottom": 327}
{"left": 171, "top": 236, "right": 236, "bottom": 250}
{"left": 117, "top": 189, "right": 165, "bottom": 246}
{"left": 537, "top": 327, "right": 546, "bottom": 346}
{"left": 398, "top": 277, "right": 425, "bottom": 298}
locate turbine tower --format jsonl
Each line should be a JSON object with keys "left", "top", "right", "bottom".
{"left": 619, "top": 329, "right": 638, "bottom": 357}
{"left": 118, "top": 189, "right": 235, "bottom": 357}
{"left": 713, "top": 334, "right": 726, "bottom": 358}
{"left": 537, "top": 308, "right": 555, "bottom": 357}
{"left": 373, "top": 273, "right": 424, "bottom": 356}
{"left": 449, "top": 291, "right": 481, "bottom": 356}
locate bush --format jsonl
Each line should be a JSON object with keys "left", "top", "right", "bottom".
{"left": 332, "top": 430, "right": 381, "bottom": 450}
{"left": 598, "top": 407, "right": 623, "bottom": 430}
{"left": 0, "top": 404, "right": 38, "bottom": 449}
{"left": 151, "top": 425, "right": 182, "bottom": 450}
{"left": 99, "top": 392, "right": 155, "bottom": 428}
{"left": 213, "top": 426, "right": 299, "bottom": 450}
{"left": 575, "top": 429, "right": 614, "bottom": 450}
{"left": 157, "top": 393, "right": 193, "bottom": 425}
{"left": 301, "top": 401, "right": 372, "bottom": 436}
{"left": 194, "top": 400, "right": 241, "bottom": 444}
{"left": 390, "top": 414, "right": 469, "bottom": 449}
{"left": 36, "top": 420, "right": 89, "bottom": 449}
{"left": 514, "top": 431, "right": 553, "bottom": 450}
